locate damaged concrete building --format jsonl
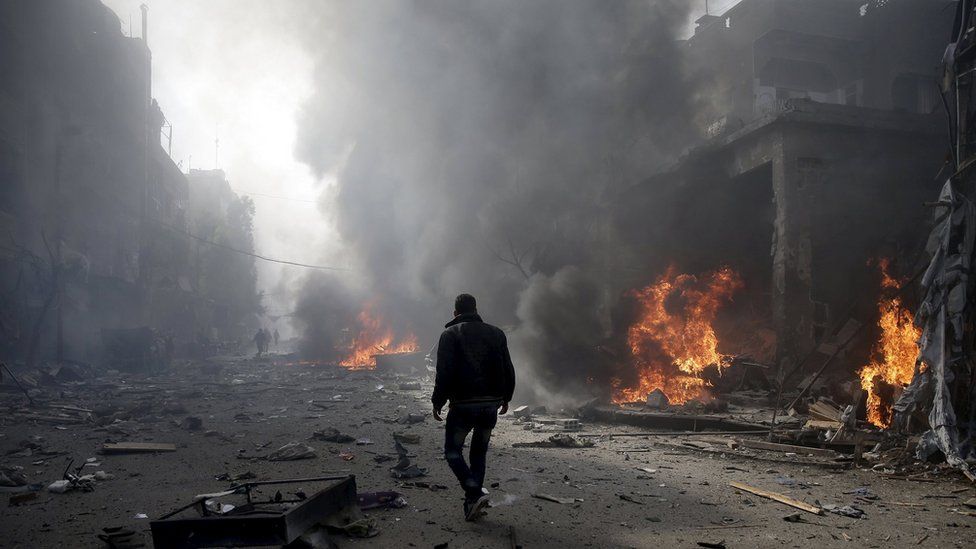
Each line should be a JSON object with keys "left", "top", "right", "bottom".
{"left": 0, "top": 0, "right": 261, "bottom": 367}
{"left": 611, "top": 0, "right": 955, "bottom": 371}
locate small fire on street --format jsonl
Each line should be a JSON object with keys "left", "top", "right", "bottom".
{"left": 339, "top": 303, "right": 419, "bottom": 369}
{"left": 613, "top": 266, "right": 743, "bottom": 405}
{"left": 859, "top": 259, "right": 921, "bottom": 428}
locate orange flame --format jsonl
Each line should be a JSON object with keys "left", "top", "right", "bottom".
{"left": 613, "top": 266, "right": 743, "bottom": 405}
{"left": 859, "top": 259, "right": 920, "bottom": 428}
{"left": 339, "top": 303, "right": 419, "bottom": 370}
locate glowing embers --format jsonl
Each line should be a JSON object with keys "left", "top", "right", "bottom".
{"left": 339, "top": 303, "right": 418, "bottom": 370}
{"left": 613, "top": 266, "right": 743, "bottom": 405}
{"left": 859, "top": 259, "right": 920, "bottom": 428}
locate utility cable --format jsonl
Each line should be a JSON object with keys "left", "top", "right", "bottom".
{"left": 150, "top": 219, "right": 348, "bottom": 271}
{"left": 237, "top": 190, "right": 317, "bottom": 204}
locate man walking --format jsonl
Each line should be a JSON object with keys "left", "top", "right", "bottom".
{"left": 432, "top": 294, "right": 516, "bottom": 521}
{"left": 253, "top": 329, "right": 267, "bottom": 356}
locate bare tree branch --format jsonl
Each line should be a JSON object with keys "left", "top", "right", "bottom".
{"left": 484, "top": 234, "right": 531, "bottom": 281}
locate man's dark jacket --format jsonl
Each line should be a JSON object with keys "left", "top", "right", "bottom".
{"left": 431, "top": 313, "right": 516, "bottom": 409}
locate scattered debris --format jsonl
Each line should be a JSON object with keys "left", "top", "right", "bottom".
{"left": 390, "top": 463, "right": 427, "bottom": 479}
{"left": 312, "top": 428, "right": 356, "bottom": 443}
{"left": 821, "top": 503, "right": 866, "bottom": 519}
{"left": 774, "top": 477, "right": 817, "bottom": 489}
{"left": 47, "top": 480, "right": 74, "bottom": 493}
{"left": 214, "top": 471, "right": 256, "bottom": 482}
{"left": 618, "top": 494, "right": 644, "bottom": 505}
{"left": 399, "top": 481, "right": 448, "bottom": 491}
{"left": 0, "top": 466, "right": 28, "bottom": 487}
{"left": 390, "top": 436, "right": 427, "bottom": 479}
{"left": 267, "top": 442, "right": 317, "bottom": 461}
{"left": 393, "top": 432, "right": 420, "bottom": 444}
{"left": 397, "top": 413, "right": 426, "bottom": 425}
{"left": 357, "top": 491, "right": 408, "bottom": 510}
{"left": 323, "top": 515, "right": 378, "bottom": 538}
{"left": 512, "top": 434, "right": 594, "bottom": 448}
{"left": 101, "top": 443, "right": 177, "bottom": 455}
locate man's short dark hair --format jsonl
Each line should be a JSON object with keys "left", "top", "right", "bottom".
{"left": 455, "top": 293, "right": 477, "bottom": 314}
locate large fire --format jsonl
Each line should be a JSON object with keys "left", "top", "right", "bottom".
{"left": 859, "top": 259, "right": 921, "bottom": 428}
{"left": 339, "top": 304, "right": 419, "bottom": 370}
{"left": 613, "top": 266, "right": 743, "bottom": 405}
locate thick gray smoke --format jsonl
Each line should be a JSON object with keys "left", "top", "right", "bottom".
{"left": 292, "top": 0, "right": 709, "bottom": 403}
{"left": 291, "top": 272, "right": 357, "bottom": 362}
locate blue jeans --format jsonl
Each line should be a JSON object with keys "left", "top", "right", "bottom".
{"left": 444, "top": 402, "right": 498, "bottom": 500}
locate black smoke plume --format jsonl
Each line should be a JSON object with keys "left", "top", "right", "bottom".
{"left": 291, "top": 0, "right": 710, "bottom": 403}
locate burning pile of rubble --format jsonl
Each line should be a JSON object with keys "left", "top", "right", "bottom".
{"left": 612, "top": 266, "right": 744, "bottom": 406}
{"left": 595, "top": 250, "right": 973, "bottom": 483}
{"left": 338, "top": 302, "right": 419, "bottom": 370}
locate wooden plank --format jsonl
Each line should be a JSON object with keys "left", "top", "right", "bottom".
{"left": 45, "top": 404, "right": 94, "bottom": 414}
{"left": 102, "top": 442, "right": 177, "bottom": 454}
{"left": 15, "top": 413, "right": 84, "bottom": 425}
{"left": 807, "top": 406, "right": 839, "bottom": 421}
{"left": 648, "top": 441, "right": 848, "bottom": 469}
{"left": 729, "top": 481, "right": 824, "bottom": 515}
{"left": 811, "top": 401, "right": 840, "bottom": 415}
{"left": 803, "top": 420, "right": 843, "bottom": 430}
{"left": 737, "top": 439, "right": 837, "bottom": 458}
{"left": 587, "top": 407, "right": 762, "bottom": 432}
{"left": 531, "top": 493, "right": 575, "bottom": 505}
{"left": 577, "top": 430, "right": 770, "bottom": 438}
{"left": 808, "top": 403, "right": 841, "bottom": 422}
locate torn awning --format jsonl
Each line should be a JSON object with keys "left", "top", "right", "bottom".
{"left": 893, "top": 179, "right": 975, "bottom": 481}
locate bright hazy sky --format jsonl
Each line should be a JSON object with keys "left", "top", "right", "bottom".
{"left": 102, "top": 0, "right": 339, "bottom": 334}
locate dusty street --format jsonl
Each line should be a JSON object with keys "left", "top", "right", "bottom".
{"left": 2, "top": 355, "right": 974, "bottom": 549}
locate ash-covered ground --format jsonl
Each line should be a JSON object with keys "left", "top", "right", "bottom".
{"left": 2, "top": 355, "right": 974, "bottom": 548}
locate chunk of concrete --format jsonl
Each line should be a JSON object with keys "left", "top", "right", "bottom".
{"left": 646, "top": 389, "right": 670, "bottom": 409}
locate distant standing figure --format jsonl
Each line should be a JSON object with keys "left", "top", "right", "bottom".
{"left": 432, "top": 293, "right": 516, "bottom": 522}
{"left": 253, "top": 329, "right": 268, "bottom": 356}
{"left": 273, "top": 328, "right": 280, "bottom": 348}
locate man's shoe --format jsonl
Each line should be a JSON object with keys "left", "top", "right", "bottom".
{"left": 464, "top": 494, "right": 490, "bottom": 522}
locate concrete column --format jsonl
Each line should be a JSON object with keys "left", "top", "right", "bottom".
{"left": 771, "top": 135, "right": 816, "bottom": 373}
